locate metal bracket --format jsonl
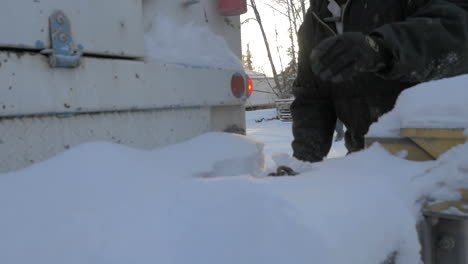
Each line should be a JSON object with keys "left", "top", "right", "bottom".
{"left": 41, "top": 10, "right": 82, "bottom": 68}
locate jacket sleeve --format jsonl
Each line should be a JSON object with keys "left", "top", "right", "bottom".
{"left": 371, "top": 0, "right": 468, "bottom": 82}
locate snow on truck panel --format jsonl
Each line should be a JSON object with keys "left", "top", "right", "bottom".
{"left": 143, "top": 0, "right": 243, "bottom": 70}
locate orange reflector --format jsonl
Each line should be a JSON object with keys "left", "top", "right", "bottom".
{"left": 231, "top": 73, "right": 245, "bottom": 98}
{"left": 248, "top": 78, "right": 254, "bottom": 96}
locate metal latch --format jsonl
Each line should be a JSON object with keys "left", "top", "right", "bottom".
{"left": 41, "top": 11, "right": 82, "bottom": 68}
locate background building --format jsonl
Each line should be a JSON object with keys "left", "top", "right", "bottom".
{"left": 245, "top": 69, "right": 278, "bottom": 110}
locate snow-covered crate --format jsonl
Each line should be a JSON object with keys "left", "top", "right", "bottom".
{"left": 0, "top": 0, "right": 248, "bottom": 172}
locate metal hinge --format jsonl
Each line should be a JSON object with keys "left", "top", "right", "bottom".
{"left": 41, "top": 10, "right": 82, "bottom": 68}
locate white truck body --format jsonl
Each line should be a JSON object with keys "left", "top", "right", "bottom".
{"left": 0, "top": 0, "right": 248, "bottom": 172}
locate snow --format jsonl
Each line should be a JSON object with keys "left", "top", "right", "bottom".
{"left": 1, "top": 76, "right": 468, "bottom": 263}
{"left": 1, "top": 130, "right": 467, "bottom": 264}
{"left": 246, "top": 108, "right": 348, "bottom": 167}
{"left": 368, "top": 74, "right": 468, "bottom": 137}
{"left": 144, "top": 14, "right": 242, "bottom": 70}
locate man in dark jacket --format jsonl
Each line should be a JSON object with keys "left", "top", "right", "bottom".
{"left": 291, "top": 0, "right": 468, "bottom": 163}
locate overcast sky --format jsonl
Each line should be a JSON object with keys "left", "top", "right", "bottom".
{"left": 241, "top": 1, "right": 298, "bottom": 77}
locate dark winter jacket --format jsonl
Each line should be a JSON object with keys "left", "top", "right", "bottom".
{"left": 291, "top": 0, "right": 468, "bottom": 162}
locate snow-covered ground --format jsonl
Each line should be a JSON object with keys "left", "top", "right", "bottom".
{"left": 1, "top": 76, "right": 468, "bottom": 264}
{"left": 246, "top": 108, "right": 347, "bottom": 167}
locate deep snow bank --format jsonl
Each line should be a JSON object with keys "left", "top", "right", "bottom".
{"left": 1, "top": 130, "right": 468, "bottom": 264}
{"left": 0, "top": 133, "right": 264, "bottom": 264}
{"left": 368, "top": 74, "right": 468, "bottom": 137}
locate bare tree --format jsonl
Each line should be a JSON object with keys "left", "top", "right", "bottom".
{"left": 290, "top": 0, "right": 300, "bottom": 37}
{"left": 243, "top": 0, "right": 310, "bottom": 98}
{"left": 249, "top": 0, "right": 282, "bottom": 91}
{"left": 286, "top": 0, "right": 297, "bottom": 73}
{"left": 243, "top": 44, "right": 254, "bottom": 70}
{"left": 274, "top": 24, "right": 288, "bottom": 92}
{"left": 299, "top": 0, "right": 306, "bottom": 19}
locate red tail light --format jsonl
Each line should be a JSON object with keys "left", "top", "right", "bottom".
{"left": 218, "top": 0, "right": 247, "bottom": 16}
{"left": 231, "top": 73, "right": 246, "bottom": 98}
{"left": 248, "top": 77, "right": 254, "bottom": 96}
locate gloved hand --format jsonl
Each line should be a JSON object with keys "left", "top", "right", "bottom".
{"left": 310, "top": 32, "right": 390, "bottom": 83}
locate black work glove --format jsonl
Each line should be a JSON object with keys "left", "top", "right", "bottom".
{"left": 310, "top": 32, "right": 390, "bottom": 83}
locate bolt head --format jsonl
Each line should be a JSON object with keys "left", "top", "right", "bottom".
{"left": 58, "top": 33, "right": 69, "bottom": 42}
{"left": 438, "top": 236, "right": 456, "bottom": 251}
{"left": 55, "top": 13, "right": 66, "bottom": 25}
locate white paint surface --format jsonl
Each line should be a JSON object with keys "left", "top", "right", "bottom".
{"left": 0, "top": 105, "right": 246, "bottom": 173}
{"left": 0, "top": 0, "right": 144, "bottom": 57}
{"left": 0, "top": 107, "right": 210, "bottom": 172}
{"left": 0, "top": 52, "right": 246, "bottom": 117}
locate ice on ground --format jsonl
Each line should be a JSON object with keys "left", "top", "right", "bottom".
{"left": 368, "top": 74, "right": 468, "bottom": 137}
